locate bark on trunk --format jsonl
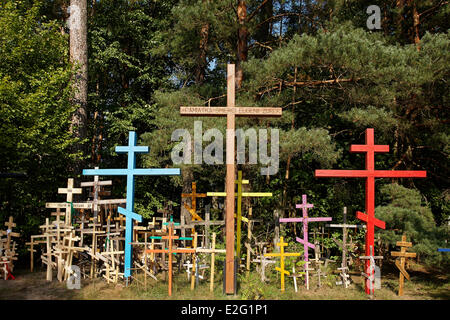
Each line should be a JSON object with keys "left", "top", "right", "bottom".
{"left": 236, "top": 0, "right": 248, "bottom": 88}
{"left": 69, "top": 0, "right": 88, "bottom": 168}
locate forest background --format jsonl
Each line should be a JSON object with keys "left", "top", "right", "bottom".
{"left": 0, "top": 0, "right": 449, "bottom": 267}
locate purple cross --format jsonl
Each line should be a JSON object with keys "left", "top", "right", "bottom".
{"left": 279, "top": 194, "right": 332, "bottom": 285}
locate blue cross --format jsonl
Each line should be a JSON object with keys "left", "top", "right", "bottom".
{"left": 438, "top": 248, "right": 450, "bottom": 252}
{"left": 82, "top": 131, "right": 180, "bottom": 278}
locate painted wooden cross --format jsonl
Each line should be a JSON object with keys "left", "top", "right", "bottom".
{"left": 438, "top": 248, "right": 450, "bottom": 252}
{"left": 83, "top": 131, "right": 181, "bottom": 280}
{"left": 391, "top": 234, "right": 416, "bottom": 296}
{"left": 326, "top": 207, "right": 364, "bottom": 288}
{"left": 180, "top": 64, "right": 282, "bottom": 293}
{"left": 279, "top": 194, "right": 332, "bottom": 287}
{"left": 207, "top": 170, "right": 272, "bottom": 262}
{"left": 182, "top": 181, "right": 206, "bottom": 222}
{"left": 196, "top": 232, "right": 226, "bottom": 292}
{"left": 146, "top": 216, "right": 196, "bottom": 296}
{"left": 264, "top": 236, "right": 302, "bottom": 292}
{"left": 315, "top": 128, "right": 426, "bottom": 294}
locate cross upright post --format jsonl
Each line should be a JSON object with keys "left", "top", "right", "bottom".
{"left": 279, "top": 194, "right": 332, "bottom": 287}
{"left": 180, "top": 64, "right": 282, "bottom": 294}
{"left": 315, "top": 128, "right": 426, "bottom": 294}
{"left": 83, "top": 131, "right": 181, "bottom": 280}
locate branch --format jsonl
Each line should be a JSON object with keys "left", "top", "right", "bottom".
{"left": 247, "top": 0, "right": 270, "bottom": 22}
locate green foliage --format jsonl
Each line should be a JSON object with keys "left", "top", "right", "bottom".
{"left": 376, "top": 183, "right": 450, "bottom": 267}
{"left": 0, "top": 0, "right": 77, "bottom": 254}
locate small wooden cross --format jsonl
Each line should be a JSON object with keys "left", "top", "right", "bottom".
{"left": 252, "top": 242, "right": 276, "bottom": 282}
{"left": 360, "top": 245, "right": 383, "bottom": 299}
{"left": 326, "top": 207, "right": 365, "bottom": 288}
{"left": 196, "top": 232, "right": 226, "bottom": 292}
{"left": 191, "top": 208, "right": 225, "bottom": 248}
{"left": 207, "top": 170, "right": 272, "bottom": 261}
{"left": 391, "top": 234, "right": 416, "bottom": 296}
{"left": 264, "top": 236, "right": 302, "bottom": 292}
{"left": 80, "top": 167, "right": 113, "bottom": 220}
{"left": 182, "top": 182, "right": 207, "bottom": 222}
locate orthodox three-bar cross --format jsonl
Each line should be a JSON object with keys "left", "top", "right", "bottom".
{"left": 264, "top": 236, "right": 301, "bottom": 292}
{"left": 181, "top": 65, "right": 282, "bottom": 294}
{"left": 146, "top": 216, "right": 196, "bottom": 296}
{"left": 82, "top": 131, "right": 181, "bottom": 280}
{"left": 279, "top": 194, "right": 332, "bottom": 287}
{"left": 391, "top": 234, "right": 416, "bottom": 296}
{"left": 181, "top": 182, "right": 206, "bottom": 222}
{"left": 326, "top": 207, "right": 364, "bottom": 288}
{"left": 315, "top": 128, "right": 426, "bottom": 294}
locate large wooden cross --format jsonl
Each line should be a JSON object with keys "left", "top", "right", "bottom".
{"left": 146, "top": 216, "right": 196, "bottom": 296}
{"left": 83, "top": 131, "right": 181, "bottom": 280}
{"left": 180, "top": 64, "right": 282, "bottom": 293}
{"left": 207, "top": 170, "right": 272, "bottom": 263}
{"left": 264, "top": 236, "right": 302, "bottom": 292}
{"left": 315, "top": 128, "right": 426, "bottom": 294}
{"left": 279, "top": 194, "right": 332, "bottom": 287}
{"left": 391, "top": 234, "right": 416, "bottom": 296}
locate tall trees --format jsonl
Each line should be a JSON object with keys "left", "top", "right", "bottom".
{"left": 69, "top": 0, "right": 88, "bottom": 174}
{"left": 0, "top": 0, "right": 77, "bottom": 241}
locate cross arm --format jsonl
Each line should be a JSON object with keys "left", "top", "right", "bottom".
{"left": 118, "top": 207, "right": 142, "bottom": 223}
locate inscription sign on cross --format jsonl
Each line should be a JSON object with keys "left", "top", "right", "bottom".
{"left": 391, "top": 234, "right": 416, "bottom": 296}
{"left": 180, "top": 64, "right": 282, "bottom": 294}
{"left": 264, "top": 236, "right": 302, "bottom": 292}
{"left": 279, "top": 194, "right": 331, "bottom": 288}
{"left": 315, "top": 128, "right": 426, "bottom": 294}
{"left": 83, "top": 131, "right": 181, "bottom": 280}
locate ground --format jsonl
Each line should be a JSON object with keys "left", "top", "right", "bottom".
{"left": 0, "top": 261, "right": 448, "bottom": 300}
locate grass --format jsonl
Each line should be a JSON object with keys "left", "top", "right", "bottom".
{"left": 1, "top": 261, "right": 448, "bottom": 300}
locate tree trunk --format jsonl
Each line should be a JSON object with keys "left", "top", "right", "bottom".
{"left": 396, "top": 0, "right": 405, "bottom": 39}
{"left": 195, "top": 0, "right": 209, "bottom": 85}
{"left": 236, "top": 0, "right": 248, "bottom": 88}
{"left": 411, "top": 0, "right": 421, "bottom": 50}
{"left": 69, "top": 0, "right": 88, "bottom": 173}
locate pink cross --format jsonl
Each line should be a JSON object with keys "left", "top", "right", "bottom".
{"left": 279, "top": 194, "right": 332, "bottom": 285}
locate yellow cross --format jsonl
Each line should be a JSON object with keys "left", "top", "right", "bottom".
{"left": 264, "top": 236, "right": 302, "bottom": 292}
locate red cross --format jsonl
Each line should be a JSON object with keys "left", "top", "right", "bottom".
{"left": 315, "top": 128, "right": 426, "bottom": 294}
